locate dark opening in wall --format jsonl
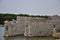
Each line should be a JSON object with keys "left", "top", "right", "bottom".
{"left": 53, "top": 25, "right": 55, "bottom": 28}
{"left": 26, "top": 24, "right": 28, "bottom": 27}
{"left": 5, "top": 26, "right": 8, "bottom": 31}
{"left": 53, "top": 25, "right": 60, "bottom": 32}
{"left": 56, "top": 28, "right": 60, "bottom": 32}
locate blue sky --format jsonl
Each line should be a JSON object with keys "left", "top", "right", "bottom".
{"left": 0, "top": 0, "right": 60, "bottom": 16}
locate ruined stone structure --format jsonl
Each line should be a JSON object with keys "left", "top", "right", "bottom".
{"left": 4, "top": 15, "right": 60, "bottom": 37}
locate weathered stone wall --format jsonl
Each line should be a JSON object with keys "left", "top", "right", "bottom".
{"left": 16, "top": 16, "right": 26, "bottom": 34}
{"left": 4, "top": 17, "right": 26, "bottom": 36}
{"left": 24, "top": 18, "right": 54, "bottom": 37}
{"left": 4, "top": 16, "right": 60, "bottom": 37}
{"left": 24, "top": 16, "right": 60, "bottom": 37}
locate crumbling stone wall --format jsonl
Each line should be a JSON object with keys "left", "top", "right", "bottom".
{"left": 24, "top": 16, "right": 60, "bottom": 37}
{"left": 4, "top": 16, "right": 60, "bottom": 37}
{"left": 4, "top": 17, "right": 26, "bottom": 36}
{"left": 24, "top": 18, "right": 54, "bottom": 37}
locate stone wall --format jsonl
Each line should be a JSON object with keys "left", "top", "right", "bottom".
{"left": 4, "top": 16, "right": 60, "bottom": 37}
{"left": 24, "top": 16, "right": 60, "bottom": 37}
{"left": 24, "top": 17, "right": 53, "bottom": 37}
{"left": 4, "top": 17, "right": 26, "bottom": 36}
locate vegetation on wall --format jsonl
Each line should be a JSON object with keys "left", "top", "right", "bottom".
{"left": 0, "top": 13, "right": 49, "bottom": 24}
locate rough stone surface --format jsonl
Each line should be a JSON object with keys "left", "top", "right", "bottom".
{"left": 4, "top": 16, "right": 60, "bottom": 37}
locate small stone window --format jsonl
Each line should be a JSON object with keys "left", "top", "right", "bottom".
{"left": 53, "top": 25, "right": 55, "bottom": 28}
{"left": 26, "top": 24, "right": 28, "bottom": 27}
